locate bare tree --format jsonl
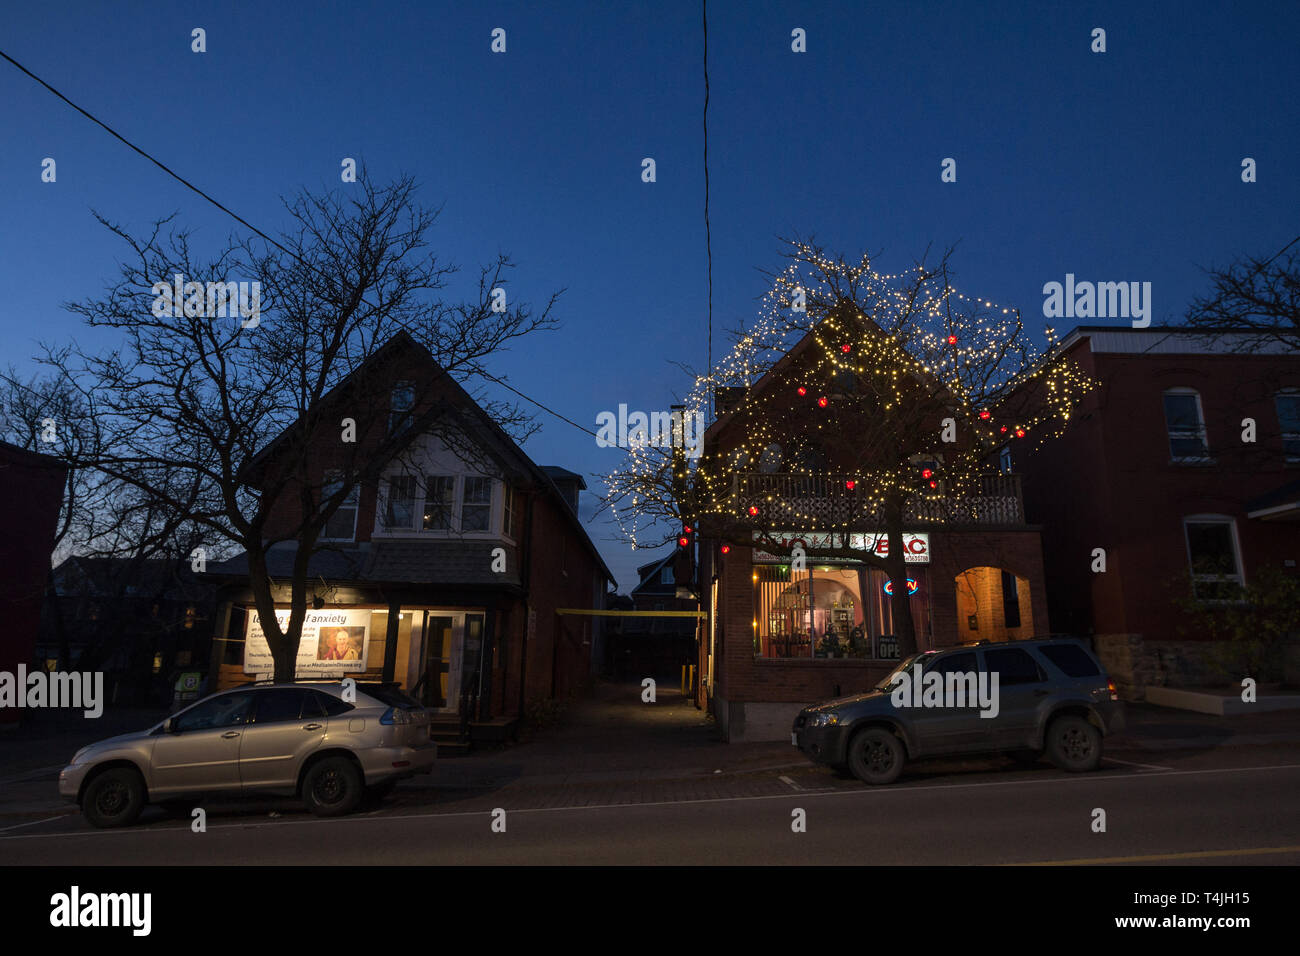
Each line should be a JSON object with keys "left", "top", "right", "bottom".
{"left": 604, "top": 238, "right": 1095, "bottom": 657}
{"left": 32, "top": 170, "right": 560, "bottom": 681}
{"left": 1184, "top": 239, "right": 1300, "bottom": 349}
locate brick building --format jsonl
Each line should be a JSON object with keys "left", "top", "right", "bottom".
{"left": 205, "top": 332, "right": 612, "bottom": 747}
{"left": 695, "top": 327, "right": 1050, "bottom": 742}
{"left": 0, "top": 440, "right": 66, "bottom": 728}
{"left": 1016, "top": 326, "right": 1300, "bottom": 696}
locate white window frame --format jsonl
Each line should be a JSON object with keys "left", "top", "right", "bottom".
{"left": 1182, "top": 514, "right": 1245, "bottom": 601}
{"left": 1163, "top": 388, "right": 1211, "bottom": 463}
{"left": 379, "top": 474, "right": 419, "bottom": 531}
{"left": 320, "top": 470, "right": 359, "bottom": 542}
{"left": 375, "top": 473, "right": 503, "bottom": 538}
{"left": 1276, "top": 390, "right": 1300, "bottom": 462}
{"left": 459, "top": 475, "right": 495, "bottom": 534}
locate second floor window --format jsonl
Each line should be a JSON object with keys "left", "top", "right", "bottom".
{"left": 502, "top": 484, "right": 517, "bottom": 538}
{"left": 1163, "top": 389, "right": 1209, "bottom": 461}
{"left": 461, "top": 477, "right": 493, "bottom": 532}
{"left": 384, "top": 475, "right": 417, "bottom": 529}
{"left": 998, "top": 446, "right": 1013, "bottom": 475}
{"left": 1276, "top": 391, "right": 1300, "bottom": 461}
{"left": 422, "top": 475, "right": 455, "bottom": 531}
{"left": 322, "top": 471, "right": 360, "bottom": 541}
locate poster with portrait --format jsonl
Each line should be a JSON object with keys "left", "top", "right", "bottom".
{"left": 243, "top": 609, "right": 371, "bottom": 676}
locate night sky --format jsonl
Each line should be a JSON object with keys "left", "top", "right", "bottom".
{"left": 3, "top": 1, "right": 1297, "bottom": 590}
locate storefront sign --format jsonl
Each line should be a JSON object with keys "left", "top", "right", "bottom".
{"left": 243, "top": 609, "right": 371, "bottom": 676}
{"left": 752, "top": 532, "right": 930, "bottom": 564}
{"left": 875, "top": 635, "right": 900, "bottom": 660}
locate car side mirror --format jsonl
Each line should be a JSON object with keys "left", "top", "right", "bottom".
{"left": 163, "top": 717, "right": 179, "bottom": 734}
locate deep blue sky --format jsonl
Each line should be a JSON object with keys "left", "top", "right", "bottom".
{"left": 3, "top": 1, "right": 1297, "bottom": 590}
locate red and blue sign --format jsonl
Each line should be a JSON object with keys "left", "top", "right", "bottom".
{"left": 883, "top": 578, "right": 919, "bottom": 596}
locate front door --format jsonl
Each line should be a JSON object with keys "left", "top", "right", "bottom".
{"left": 423, "top": 615, "right": 462, "bottom": 714}
{"left": 149, "top": 690, "right": 254, "bottom": 795}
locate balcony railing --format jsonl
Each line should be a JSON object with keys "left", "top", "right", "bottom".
{"left": 730, "top": 472, "right": 1024, "bottom": 526}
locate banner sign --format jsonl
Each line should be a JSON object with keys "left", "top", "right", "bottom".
{"left": 243, "top": 609, "right": 371, "bottom": 676}
{"left": 751, "top": 532, "right": 930, "bottom": 564}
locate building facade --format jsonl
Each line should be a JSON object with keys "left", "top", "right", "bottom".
{"left": 1016, "top": 326, "right": 1300, "bottom": 695}
{"left": 206, "top": 333, "right": 612, "bottom": 747}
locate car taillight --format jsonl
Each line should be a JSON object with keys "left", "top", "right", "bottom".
{"left": 1107, "top": 679, "right": 1118, "bottom": 702}
{"left": 380, "top": 706, "right": 411, "bottom": 725}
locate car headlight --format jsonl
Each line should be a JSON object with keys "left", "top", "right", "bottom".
{"left": 808, "top": 712, "right": 840, "bottom": 727}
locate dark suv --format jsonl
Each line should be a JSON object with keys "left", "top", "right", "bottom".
{"left": 792, "top": 637, "right": 1125, "bottom": 784}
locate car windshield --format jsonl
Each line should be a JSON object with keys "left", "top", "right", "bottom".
{"left": 874, "top": 653, "right": 930, "bottom": 691}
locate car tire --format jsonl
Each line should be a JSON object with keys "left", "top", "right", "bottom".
{"left": 302, "top": 757, "right": 364, "bottom": 817}
{"left": 83, "top": 768, "right": 146, "bottom": 828}
{"left": 1045, "top": 716, "right": 1102, "bottom": 772}
{"left": 847, "top": 728, "right": 905, "bottom": 785}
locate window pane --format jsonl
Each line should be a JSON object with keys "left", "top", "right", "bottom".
{"left": 926, "top": 651, "right": 976, "bottom": 678}
{"left": 1039, "top": 644, "right": 1100, "bottom": 678}
{"left": 423, "top": 475, "right": 455, "bottom": 530}
{"left": 462, "top": 477, "right": 492, "bottom": 531}
{"left": 1276, "top": 395, "right": 1300, "bottom": 432}
{"left": 1186, "top": 522, "right": 1236, "bottom": 576}
{"left": 1170, "top": 436, "right": 1207, "bottom": 458}
{"left": 983, "top": 648, "right": 1043, "bottom": 685}
{"left": 253, "top": 688, "right": 309, "bottom": 723}
{"left": 174, "top": 691, "right": 254, "bottom": 732}
{"left": 385, "top": 476, "right": 416, "bottom": 529}
{"left": 1163, "top": 394, "right": 1201, "bottom": 430}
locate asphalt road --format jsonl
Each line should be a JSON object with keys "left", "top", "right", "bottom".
{"left": 4, "top": 746, "right": 1298, "bottom": 865}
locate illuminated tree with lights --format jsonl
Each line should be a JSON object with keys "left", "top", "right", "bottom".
{"left": 605, "top": 238, "right": 1096, "bottom": 657}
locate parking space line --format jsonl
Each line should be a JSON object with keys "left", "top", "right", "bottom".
{"left": 778, "top": 775, "right": 803, "bottom": 791}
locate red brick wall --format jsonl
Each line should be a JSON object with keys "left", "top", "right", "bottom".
{"left": 1021, "top": 340, "right": 1300, "bottom": 644}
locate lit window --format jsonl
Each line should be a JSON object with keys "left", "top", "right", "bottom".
{"left": 998, "top": 446, "right": 1012, "bottom": 475}
{"left": 1184, "top": 516, "right": 1243, "bottom": 600}
{"left": 461, "top": 477, "right": 493, "bottom": 532}
{"left": 322, "top": 471, "right": 359, "bottom": 541}
{"left": 1276, "top": 391, "right": 1300, "bottom": 461}
{"left": 1163, "top": 389, "right": 1210, "bottom": 461}
{"left": 422, "top": 475, "right": 455, "bottom": 531}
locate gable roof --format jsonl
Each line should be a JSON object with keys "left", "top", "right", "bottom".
{"left": 238, "top": 330, "right": 614, "bottom": 586}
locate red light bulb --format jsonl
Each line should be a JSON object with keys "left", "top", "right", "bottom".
{"left": 797, "top": 386, "right": 807, "bottom": 396}
{"left": 818, "top": 397, "right": 828, "bottom": 408}
{"left": 978, "top": 410, "right": 990, "bottom": 420}
{"left": 921, "top": 468, "right": 933, "bottom": 479}
{"left": 840, "top": 343, "right": 851, "bottom": 354}
{"left": 720, "top": 544, "right": 731, "bottom": 555}
{"left": 946, "top": 334, "right": 957, "bottom": 345}
{"left": 747, "top": 506, "right": 759, "bottom": 517}
{"left": 678, "top": 536, "right": 689, "bottom": 547}
{"left": 844, "top": 480, "right": 856, "bottom": 490}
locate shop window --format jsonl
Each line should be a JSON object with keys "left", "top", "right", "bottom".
{"left": 1184, "top": 516, "right": 1244, "bottom": 600}
{"left": 1276, "top": 391, "right": 1300, "bottom": 461}
{"left": 1163, "top": 389, "right": 1210, "bottom": 461}
{"left": 322, "top": 470, "right": 359, "bottom": 541}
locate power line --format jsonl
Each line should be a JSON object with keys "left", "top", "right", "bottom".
{"left": 702, "top": 0, "right": 713, "bottom": 417}
{"left": 0, "top": 46, "right": 594, "bottom": 441}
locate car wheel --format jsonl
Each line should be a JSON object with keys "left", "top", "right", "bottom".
{"left": 302, "top": 757, "right": 363, "bottom": 817}
{"left": 83, "top": 768, "right": 146, "bottom": 828}
{"left": 847, "top": 728, "right": 904, "bottom": 785}
{"left": 1046, "top": 716, "right": 1102, "bottom": 772}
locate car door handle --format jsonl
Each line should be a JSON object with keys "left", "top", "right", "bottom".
{"left": 303, "top": 723, "right": 323, "bottom": 731}
{"left": 221, "top": 731, "right": 241, "bottom": 738}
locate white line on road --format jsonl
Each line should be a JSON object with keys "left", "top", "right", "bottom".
{"left": 0, "top": 813, "right": 77, "bottom": 834}
{"left": 1103, "top": 757, "right": 1173, "bottom": 772}
{"left": 778, "top": 775, "right": 803, "bottom": 791}
{"left": 3, "top": 762, "right": 1298, "bottom": 842}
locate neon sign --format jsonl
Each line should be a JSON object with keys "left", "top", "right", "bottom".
{"left": 883, "top": 578, "right": 919, "bottom": 596}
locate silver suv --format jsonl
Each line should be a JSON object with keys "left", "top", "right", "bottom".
{"left": 58, "top": 681, "right": 437, "bottom": 827}
{"left": 793, "top": 638, "right": 1126, "bottom": 784}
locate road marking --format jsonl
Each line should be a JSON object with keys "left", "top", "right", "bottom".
{"left": 0, "top": 814, "right": 77, "bottom": 834}
{"left": 1102, "top": 757, "right": 1172, "bottom": 772}
{"left": 3, "top": 762, "right": 1298, "bottom": 842}
{"left": 0, "top": 764, "right": 65, "bottom": 785}
{"left": 1014, "top": 845, "right": 1300, "bottom": 866}
{"left": 778, "top": 775, "right": 803, "bottom": 791}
